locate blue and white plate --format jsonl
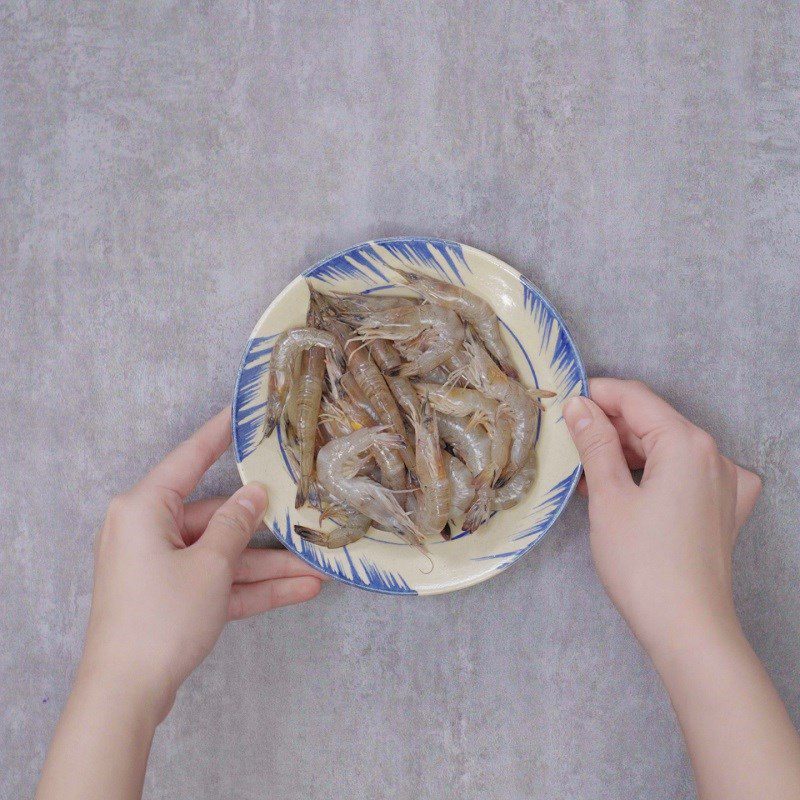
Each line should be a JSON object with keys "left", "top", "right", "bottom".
{"left": 232, "top": 237, "right": 587, "bottom": 595}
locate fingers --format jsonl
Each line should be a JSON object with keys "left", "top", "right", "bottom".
{"left": 233, "top": 548, "right": 327, "bottom": 584}
{"left": 182, "top": 496, "right": 227, "bottom": 544}
{"left": 563, "top": 396, "right": 634, "bottom": 497}
{"left": 608, "top": 414, "right": 646, "bottom": 470}
{"left": 195, "top": 482, "right": 269, "bottom": 563}
{"left": 733, "top": 464, "right": 762, "bottom": 530}
{"left": 140, "top": 407, "right": 232, "bottom": 499}
{"left": 228, "top": 576, "right": 323, "bottom": 620}
{"left": 588, "top": 379, "right": 687, "bottom": 455}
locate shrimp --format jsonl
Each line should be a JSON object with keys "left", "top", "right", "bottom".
{"left": 492, "top": 450, "right": 537, "bottom": 510}
{"left": 437, "top": 414, "right": 494, "bottom": 532}
{"left": 260, "top": 327, "right": 344, "bottom": 440}
{"left": 295, "top": 508, "right": 371, "bottom": 548}
{"left": 392, "top": 267, "right": 519, "bottom": 379}
{"left": 368, "top": 339, "right": 403, "bottom": 374}
{"left": 354, "top": 304, "right": 465, "bottom": 377}
{"left": 340, "top": 372, "right": 380, "bottom": 423}
{"left": 316, "top": 427, "right": 427, "bottom": 552}
{"left": 414, "top": 383, "right": 512, "bottom": 481}
{"left": 327, "top": 293, "right": 418, "bottom": 315}
{"left": 464, "top": 336, "right": 540, "bottom": 482}
{"left": 410, "top": 400, "right": 450, "bottom": 538}
{"left": 294, "top": 346, "right": 326, "bottom": 508}
{"left": 385, "top": 375, "right": 422, "bottom": 423}
{"left": 443, "top": 452, "right": 475, "bottom": 535}
{"left": 338, "top": 393, "right": 408, "bottom": 501}
{"left": 345, "top": 339, "right": 415, "bottom": 469}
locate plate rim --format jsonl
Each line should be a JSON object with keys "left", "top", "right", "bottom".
{"left": 231, "top": 235, "right": 588, "bottom": 596}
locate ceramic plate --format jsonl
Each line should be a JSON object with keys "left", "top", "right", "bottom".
{"left": 232, "top": 237, "right": 587, "bottom": 595}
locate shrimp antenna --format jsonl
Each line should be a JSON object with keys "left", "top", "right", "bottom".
{"left": 418, "top": 551, "right": 435, "bottom": 574}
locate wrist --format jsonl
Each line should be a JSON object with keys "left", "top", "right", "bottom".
{"left": 75, "top": 649, "right": 173, "bottom": 731}
{"left": 643, "top": 601, "right": 745, "bottom": 682}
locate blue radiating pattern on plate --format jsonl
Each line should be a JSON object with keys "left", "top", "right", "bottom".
{"left": 305, "top": 244, "right": 389, "bottom": 284}
{"left": 470, "top": 467, "right": 582, "bottom": 565}
{"left": 233, "top": 335, "right": 277, "bottom": 461}
{"left": 377, "top": 238, "right": 470, "bottom": 284}
{"left": 270, "top": 511, "right": 417, "bottom": 595}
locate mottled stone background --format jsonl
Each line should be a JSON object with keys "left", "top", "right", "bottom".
{"left": 1, "top": 2, "right": 798, "bottom": 799}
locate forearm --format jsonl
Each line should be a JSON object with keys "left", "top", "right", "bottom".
{"left": 650, "top": 611, "right": 800, "bottom": 800}
{"left": 36, "top": 663, "right": 158, "bottom": 800}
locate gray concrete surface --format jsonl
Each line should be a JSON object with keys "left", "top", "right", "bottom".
{"left": 2, "top": 2, "right": 799, "bottom": 798}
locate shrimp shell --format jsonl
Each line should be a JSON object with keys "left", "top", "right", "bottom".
{"left": 368, "top": 339, "right": 403, "bottom": 374}
{"left": 392, "top": 267, "right": 519, "bottom": 379}
{"left": 260, "top": 327, "right": 344, "bottom": 440}
{"left": 339, "top": 395, "right": 408, "bottom": 501}
{"left": 444, "top": 452, "right": 475, "bottom": 525}
{"left": 345, "top": 339, "right": 415, "bottom": 470}
{"left": 385, "top": 375, "right": 423, "bottom": 423}
{"left": 436, "top": 414, "right": 494, "bottom": 532}
{"left": 294, "top": 346, "right": 325, "bottom": 508}
{"left": 316, "top": 427, "right": 427, "bottom": 552}
{"left": 415, "top": 383, "right": 512, "bottom": 481}
{"left": 492, "top": 450, "right": 537, "bottom": 510}
{"left": 295, "top": 512, "right": 370, "bottom": 548}
{"left": 410, "top": 400, "right": 450, "bottom": 538}
{"left": 355, "top": 305, "right": 465, "bottom": 378}
{"left": 464, "top": 336, "right": 538, "bottom": 482}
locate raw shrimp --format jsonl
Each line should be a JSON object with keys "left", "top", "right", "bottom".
{"left": 328, "top": 293, "right": 418, "bottom": 316}
{"left": 345, "top": 339, "right": 415, "bottom": 469}
{"left": 260, "top": 327, "right": 344, "bottom": 440}
{"left": 392, "top": 267, "right": 519, "bottom": 379}
{"left": 443, "top": 452, "right": 475, "bottom": 533}
{"left": 338, "top": 394, "right": 408, "bottom": 500}
{"left": 464, "top": 337, "right": 540, "bottom": 482}
{"left": 316, "top": 427, "right": 427, "bottom": 552}
{"left": 295, "top": 511, "right": 371, "bottom": 549}
{"left": 419, "top": 365, "right": 450, "bottom": 385}
{"left": 340, "top": 372, "right": 380, "bottom": 423}
{"left": 294, "top": 346, "right": 326, "bottom": 508}
{"left": 410, "top": 400, "right": 450, "bottom": 538}
{"left": 385, "top": 374, "right": 422, "bottom": 423}
{"left": 492, "top": 450, "right": 537, "bottom": 510}
{"left": 437, "top": 414, "right": 494, "bottom": 532}
{"left": 368, "top": 339, "right": 403, "bottom": 374}
{"left": 414, "top": 383, "right": 512, "bottom": 480}
{"left": 354, "top": 305, "right": 465, "bottom": 377}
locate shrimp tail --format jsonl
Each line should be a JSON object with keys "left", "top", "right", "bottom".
{"left": 441, "top": 522, "right": 453, "bottom": 541}
{"left": 500, "top": 362, "right": 520, "bottom": 381}
{"left": 396, "top": 360, "right": 424, "bottom": 378}
{"left": 463, "top": 470, "right": 494, "bottom": 532}
{"left": 294, "top": 524, "right": 328, "bottom": 545}
{"left": 295, "top": 476, "right": 319, "bottom": 509}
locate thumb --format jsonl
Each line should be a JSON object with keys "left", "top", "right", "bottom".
{"left": 197, "top": 482, "right": 269, "bottom": 563}
{"left": 563, "top": 396, "right": 633, "bottom": 497}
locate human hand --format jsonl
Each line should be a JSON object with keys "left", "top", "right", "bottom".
{"left": 563, "top": 379, "right": 762, "bottom": 660}
{"left": 79, "top": 408, "right": 324, "bottom": 725}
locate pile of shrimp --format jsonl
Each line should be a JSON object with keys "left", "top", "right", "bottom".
{"left": 258, "top": 268, "right": 555, "bottom": 554}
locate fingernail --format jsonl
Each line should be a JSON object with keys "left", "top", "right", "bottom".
{"left": 236, "top": 482, "right": 268, "bottom": 515}
{"left": 563, "top": 396, "right": 592, "bottom": 434}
